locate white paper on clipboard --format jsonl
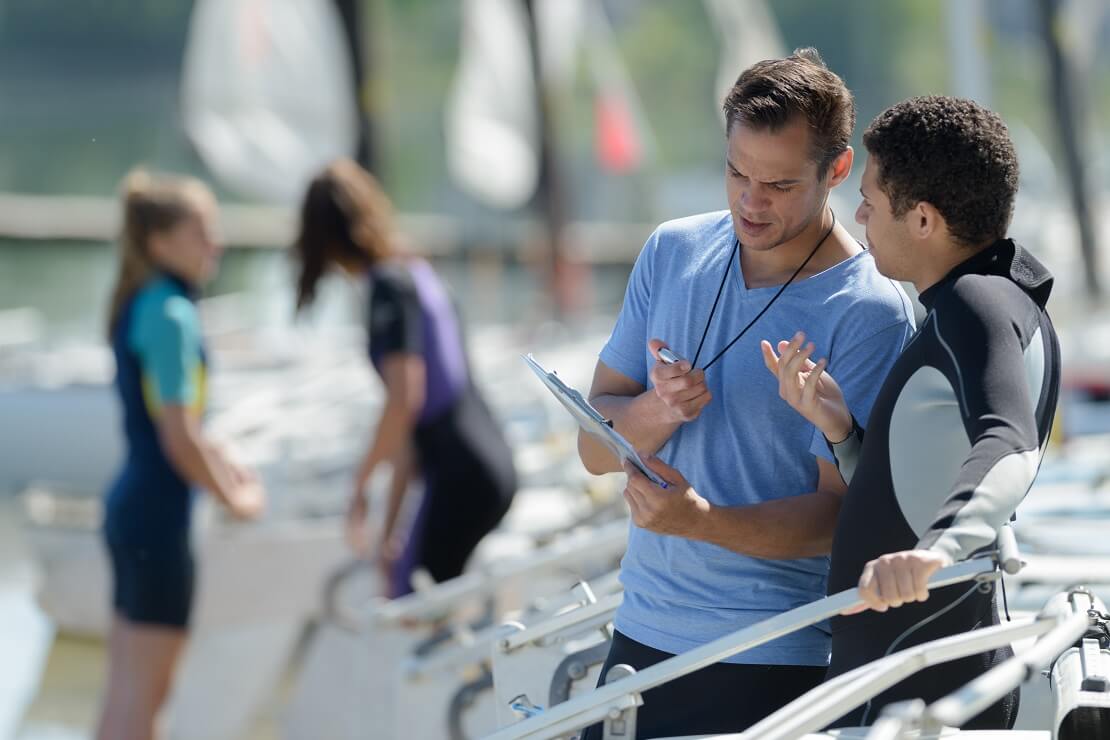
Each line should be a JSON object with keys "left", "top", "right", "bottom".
{"left": 522, "top": 354, "right": 668, "bottom": 487}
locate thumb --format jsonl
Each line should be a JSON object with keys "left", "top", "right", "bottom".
{"left": 647, "top": 338, "right": 668, "bottom": 361}
{"left": 642, "top": 454, "right": 683, "bottom": 487}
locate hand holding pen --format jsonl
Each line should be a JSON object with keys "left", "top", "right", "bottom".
{"left": 648, "top": 338, "right": 711, "bottom": 423}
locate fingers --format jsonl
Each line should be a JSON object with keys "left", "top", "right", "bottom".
{"left": 801, "top": 358, "right": 827, "bottom": 406}
{"left": 914, "top": 558, "right": 945, "bottom": 602}
{"left": 661, "top": 371, "right": 709, "bottom": 403}
{"left": 650, "top": 358, "right": 695, "bottom": 384}
{"left": 649, "top": 339, "right": 691, "bottom": 375}
{"left": 651, "top": 363, "right": 711, "bottom": 422}
{"left": 641, "top": 455, "right": 685, "bottom": 488}
{"left": 760, "top": 339, "right": 780, "bottom": 375}
{"left": 622, "top": 477, "right": 650, "bottom": 526}
{"left": 894, "top": 563, "right": 917, "bottom": 608}
{"left": 781, "top": 341, "right": 817, "bottom": 388}
{"left": 855, "top": 554, "right": 944, "bottom": 613}
{"left": 841, "top": 602, "right": 870, "bottom": 616}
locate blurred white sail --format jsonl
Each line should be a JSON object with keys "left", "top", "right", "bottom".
{"left": 181, "top": 0, "right": 359, "bottom": 204}
{"left": 445, "top": 0, "right": 540, "bottom": 210}
{"left": 704, "top": 0, "right": 785, "bottom": 127}
{"left": 446, "top": 0, "right": 591, "bottom": 209}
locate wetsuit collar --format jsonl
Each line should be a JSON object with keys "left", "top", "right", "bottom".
{"left": 162, "top": 271, "right": 202, "bottom": 301}
{"left": 918, "top": 238, "right": 1054, "bottom": 311}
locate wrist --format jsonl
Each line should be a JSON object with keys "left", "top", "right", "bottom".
{"left": 825, "top": 415, "right": 855, "bottom": 445}
{"left": 647, "top": 387, "right": 683, "bottom": 426}
{"left": 693, "top": 498, "right": 725, "bottom": 545}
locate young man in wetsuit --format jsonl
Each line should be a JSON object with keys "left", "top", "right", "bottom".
{"left": 577, "top": 49, "right": 915, "bottom": 738}
{"left": 753, "top": 96, "right": 1061, "bottom": 728}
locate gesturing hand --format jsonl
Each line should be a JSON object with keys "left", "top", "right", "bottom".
{"left": 760, "top": 331, "right": 852, "bottom": 443}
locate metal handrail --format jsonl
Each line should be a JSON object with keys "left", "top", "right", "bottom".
{"left": 744, "top": 616, "right": 1055, "bottom": 740}
{"left": 404, "top": 572, "right": 623, "bottom": 681}
{"left": 373, "top": 520, "right": 628, "bottom": 627}
{"left": 498, "top": 593, "right": 624, "bottom": 654}
{"left": 482, "top": 556, "right": 1000, "bottom": 740}
{"left": 862, "top": 589, "right": 1098, "bottom": 738}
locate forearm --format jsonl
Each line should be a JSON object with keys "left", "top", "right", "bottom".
{"left": 162, "top": 428, "right": 238, "bottom": 506}
{"left": 697, "top": 490, "right": 843, "bottom": 559}
{"left": 357, "top": 400, "right": 416, "bottom": 485}
{"left": 381, "top": 444, "right": 414, "bottom": 543}
{"left": 579, "top": 390, "right": 681, "bottom": 474}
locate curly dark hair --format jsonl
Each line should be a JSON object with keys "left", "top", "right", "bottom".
{"left": 723, "top": 47, "right": 855, "bottom": 177}
{"left": 862, "top": 96, "right": 1018, "bottom": 247}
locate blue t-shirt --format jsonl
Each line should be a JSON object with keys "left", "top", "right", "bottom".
{"left": 105, "top": 274, "right": 206, "bottom": 543}
{"left": 600, "top": 211, "right": 914, "bottom": 665}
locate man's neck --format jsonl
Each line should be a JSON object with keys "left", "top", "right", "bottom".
{"left": 911, "top": 238, "right": 990, "bottom": 295}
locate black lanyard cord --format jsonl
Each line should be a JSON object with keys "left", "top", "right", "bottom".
{"left": 690, "top": 240, "right": 737, "bottom": 369}
{"left": 691, "top": 211, "right": 837, "bottom": 371}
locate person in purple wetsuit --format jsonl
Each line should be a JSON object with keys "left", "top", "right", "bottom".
{"left": 293, "top": 159, "right": 517, "bottom": 597}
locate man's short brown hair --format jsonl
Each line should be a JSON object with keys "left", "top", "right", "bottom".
{"left": 863, "top": 96, "right": 1019, "bottom": 248}
{"left": 723, "top": 47, "right": 855, "bottom": 177}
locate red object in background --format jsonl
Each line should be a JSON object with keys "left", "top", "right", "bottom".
{"left": 595, "top": 92, "right": 641, "bottom": 174}
{"left": 1065, "top": 368, "right": 1110, "bottom": 400}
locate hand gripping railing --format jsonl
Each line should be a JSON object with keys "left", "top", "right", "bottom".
{"left": 483, "top": 553, "right": 1005, "bottom": 740}
{"left": 863, "top": 589, "right": 1101, "bottom": 740}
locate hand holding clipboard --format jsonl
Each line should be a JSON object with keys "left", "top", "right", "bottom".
{"left": 522, "top": 354, "right": 669, "bottom": 488}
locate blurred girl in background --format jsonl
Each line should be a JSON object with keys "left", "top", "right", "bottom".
{"left": 98, "top": 171, "right": 265, "bottom": 740}
{"left": 293, "top": 158, "right": 516, "bottom": 598}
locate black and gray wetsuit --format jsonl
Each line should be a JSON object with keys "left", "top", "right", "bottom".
{"left": 826, "top": 239, "right": 1060, "bottom": 729}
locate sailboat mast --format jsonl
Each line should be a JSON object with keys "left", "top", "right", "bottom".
{"left": 1038, "top": 0, "right": 1101, "bottom": 299}
{"left": 335, "top": 0, "right": 377, "bottom": 173}
{"left": 522, "top": 0, "right": 576, "bottom": 319}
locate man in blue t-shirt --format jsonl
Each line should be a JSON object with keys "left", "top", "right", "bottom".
{"left": 578, "top": 48, "right": 916, "bottom": 738}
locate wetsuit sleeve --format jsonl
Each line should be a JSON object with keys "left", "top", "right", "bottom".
{"left": 828, "top": 417, "right": 865, "bottom": 486}
{"left": 916, "top": 284, "right": 1044, "bottom": 563}
{"left": 369, "top": 272, "right": 423, "bottom": 357}
{"left": 599, "top": 229, "right": 658, "bottom": 386}
{"left": 130, "top": 293, "right": 203, "bottom": 411}
{"left": 811, "top": 320, "right": 913, "bottom": 478}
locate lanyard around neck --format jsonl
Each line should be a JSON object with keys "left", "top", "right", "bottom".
{"left": 690, "top": 211, "right": 837, "bottom": 371}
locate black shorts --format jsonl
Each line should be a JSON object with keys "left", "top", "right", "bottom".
{"left": 581, "top": 629, "right": 826, "bottom": 739}
{"left": 105, "top": 533, "right": 195, "bottom": 629}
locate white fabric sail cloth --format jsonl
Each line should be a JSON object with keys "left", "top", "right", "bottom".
{"left": 181, "top": 0, "right": 359, "bottom": 204}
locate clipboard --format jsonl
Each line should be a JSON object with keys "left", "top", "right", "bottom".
{"left": 523, "top": 354, "right": 669, "bottom": 488}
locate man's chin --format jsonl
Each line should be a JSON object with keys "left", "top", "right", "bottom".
{"left": 732, "top": 229, "right": 781, "bottom": 251}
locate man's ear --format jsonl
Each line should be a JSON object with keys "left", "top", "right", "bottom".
{"left": 825, "top": 147, "right": 854, "bottom": 188}
{"left": 912, "top": 201, "right": 944, "bottom": 240}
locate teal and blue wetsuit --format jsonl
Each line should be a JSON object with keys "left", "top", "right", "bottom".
{"left": 104, "top": 274, "right": 207, "bottom": 628}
